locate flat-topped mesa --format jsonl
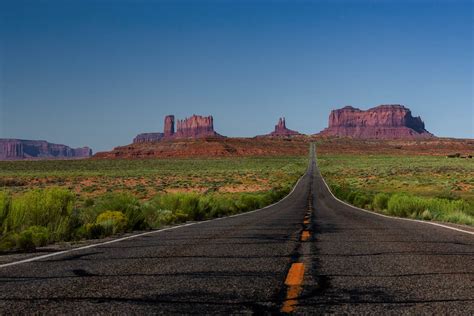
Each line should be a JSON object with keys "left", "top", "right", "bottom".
{"left": 320, "top": 104, "right": 434, "bottom": 139}
{"left": 133, "top": 133, "right": 164, "bottom": 143}
{"left": 175, "top": 115, "right": 221, "bottom": 138}
{"left": 268, "top": 117, "right": 301, "bottom": 137}
{"left": 0, "top": 139, "right": 92, "bottom": 160}
{"left": 133, "top": 114, "right": 223, "bottom": 143}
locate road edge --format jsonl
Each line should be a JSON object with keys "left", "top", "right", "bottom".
{"left": 315, "top": 163, "right": 474, "bottom": 236}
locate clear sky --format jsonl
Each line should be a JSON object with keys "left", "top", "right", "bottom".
{"left": 0, "top": 0, "right": 472, "bottom": 152}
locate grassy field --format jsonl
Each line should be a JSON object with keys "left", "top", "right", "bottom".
{"left": 317, "top": 154, "right": 474, "bottom": 225}
{"left": 0, "top": 157, "right": 307, "bottom": 199}
{"left": 0, "top": 156, "right": 308, "bottom": 251}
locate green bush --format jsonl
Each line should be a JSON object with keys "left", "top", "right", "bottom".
{"left": 85, "top": 223, "right": 105, "bottom": 239}
{"left": 236, "top": 194, "right": 261, "bottom": 212}
{"left": 142, "top": 208, "right": 175, "bottom": 228}
{"left": 386, "top": 193, "right": 473, "bottom": 224}
{"left": 5, "top": 188, "right": 74, "bottom": 241}
{"left": 15, "top": 231, "right": 36, "bottom": 251}
{"left": 329, "top": 184, "right": 474, "bottom": 226}
{"left": 387, "top": 194, "right": 426, "bottom": 217}
{"left": 421, "top": 209, "right": 433, "bottom": 220}
{"left": 0, "top": 233, "right": 16, "bottom": 251}
{"left": 0, "top": 191, "right": 11, "bottom": 229}
{"left": 208, "top": 195, "right": 238, "bottom": 218}
{"left": 96, "top": 211, "right": 128, "bottom": 235}
{"left": 353, "top": 192, "right": 372, "bottom": 208}
{"left": 152, "top": 193, "right": 206, "bottom": 221}
{"left": 373, "top": 193, "right": 390, "bottom": 211}
{"left": 330, "top": 183, "right": 354, "bottom": 203}
{"left": 0, "top": 180, "right": 296, "bottom": 251}
{"left": 23, "top": 226, "right": 50, "bottom": 247}
{"left": 94, "top": 193, "right": 145, "bottom": 230}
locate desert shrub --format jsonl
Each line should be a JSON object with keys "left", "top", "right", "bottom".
{"left": 11, "top": 226, "right": 51, "bottom": 250}
{"left": 15, "top": 231, "right": 36, "bottom": 250}
{"left": 84, "top": 198, "right": 94, "bottom": 207}
{"left": 267, "top": 185, "right": 291, "bottom": 204}
{"left": 0, "top": 191, "right": 11, "bottom": 229}
{"left": 153, "top": 194, "right": 182, "bottom": 212}
{"left": 174, "top": 211, "right": 189, "bottom": 223}
{"left": 179, "top": 193, "right": 203, "bottom": 220}
{"left": 207, "top": 195, "right": 238, "bottom": 218}
{"left": 142, "top": 208, "right": 175, "bottom": 228}
{"left": 386, "top": 193, "right": 473, "bottom": 224}
{"left": 421, "top": 209, "right": 433, "bottom": 220}
{"left": 76, "top": 205, "right": 102, "bottom": 227}
{"left": 149, "top": 189, "right": 291, "bottom": 222}
{"left": 442, "top": 211, "right": 474, "bottom": 226}
{"left": 330, "top": 184, "right": 352, "bottom": 201}
{"left": 85, "top": 223, "right": 105, "bottom": 239}
{"left": 435, "top": 191, "right": 460, "bottom": 201}
{"left": 330, "top": 184, "right": 373, "bottom": 209}
{"left": 152, "top": 193, "right": 206, "bottom": 221}
{"left": 0, "top": 233, "right": 17, "bottom": 251}
{"left": 96, "top": 211, "right": 128, "bottom": 235}
{"left": 353, "top": 192, "right": 372, "bottom": 208}
{"left": 373, "top": 193, "right": 390, "bottom": 211}
{"left": 22, "top": 226, "right": 50, "bottom": 247}
{"left": 94, "top": 193, "right": 145, "bottom": 230}
{"left": 387, "top": 194, "right": 426, "bottom": 217}
{"left": 236, "top": 194, "right": 261, "bottom": 212}
{"left": 5, "top": 188, "right": 74, "bottom": 240}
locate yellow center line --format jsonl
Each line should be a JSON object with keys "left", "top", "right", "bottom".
{"left": 301, "top": 230, "right": 310, "bottom": 241}
{"left": 281, "top": 263, "right": 305, "bottom": 313}
{"left": 303, "top": 219, "right": 310, "bottom": 225}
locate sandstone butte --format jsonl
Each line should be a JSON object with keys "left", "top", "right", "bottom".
{"left": 133, "top": 114, "right": 223, "bottom": 143}
{"left": 0, "top": 139, "right": 92, "bottom": 160}
{"left": 258, "top": 117, "right": 302, "bottom": 137}
{"left": 318, "top": 104, "right": 434, "bottom": 139}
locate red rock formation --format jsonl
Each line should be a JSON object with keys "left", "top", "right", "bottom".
{"left": 133, "top": 133, "right": 164, "bottom": 143}
{"left": 164, "top": 115, "right": 175, "bottom": 137}
{"left": 319, "top": 105, "right": 434, "bottom": 139}
{"left": 265, "top": 117, "right": 301, "bottom": 137}
{"left": 94, "top": 138, "right": 309, "bottom": 159}
{"left": 175, "top": 115, "right": 220, "bottom": 138}
{"left": 133, "top": 114, "right": 223, "bottom": 143}
{"left": 0, "top": 139, "right": 92, "bottom": 160}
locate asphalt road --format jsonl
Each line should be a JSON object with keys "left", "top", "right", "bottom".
{"left": 0, "top": 147, "right": 473, "bottom": 314}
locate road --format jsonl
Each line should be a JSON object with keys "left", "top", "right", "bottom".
{"left": 0, "top": 146, "right": 473, "bottom": 314}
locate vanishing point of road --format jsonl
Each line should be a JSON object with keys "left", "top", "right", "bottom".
{"left": 0, "top": 145, "right": 473, "bottom": 314}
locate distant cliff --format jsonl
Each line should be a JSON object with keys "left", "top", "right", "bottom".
{"left": 0, "top": 139, "right": 92, "bottom": 160}
{"left": 319, "top": 105, "right": 434, "bottom": 139}
{"left": 133, "top": 114, "right": 223, "bottom": 143}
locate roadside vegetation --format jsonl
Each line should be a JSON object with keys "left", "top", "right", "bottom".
{"left": 0, "top": 157, "right": 306, "bottom": 199}
{"left": 318, "top": 154, "right": 474, "bottom": 226}
{"left": 0, "top": 157, "right": 306, "bottom": 251}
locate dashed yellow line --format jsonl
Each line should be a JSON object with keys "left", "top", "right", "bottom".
{"left": 281, "top": 263, "right": 305, "bottom": 313}
{"left": 301, "top": 230, "right": 310, "bottom": 241}
{"left": 281, "top": 210, "right": 312, "bottom": 313}
{"left": 285, "top": 262, "right": 305, "bottom": 285}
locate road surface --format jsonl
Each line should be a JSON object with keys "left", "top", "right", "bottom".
{"left": 0, "top": 146, "right": 473, "bottom": 314}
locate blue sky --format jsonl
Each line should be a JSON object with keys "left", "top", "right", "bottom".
{"left": 1, "top": 0, "right": 472, "bottom": 152}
